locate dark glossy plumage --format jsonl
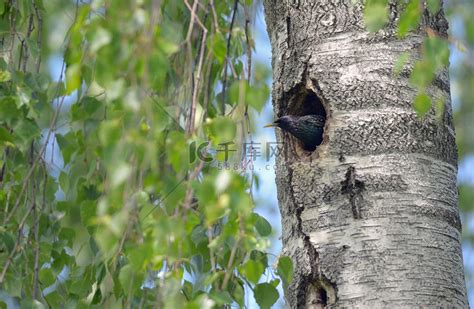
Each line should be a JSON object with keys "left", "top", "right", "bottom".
{"left": 272, "top": 114, "right": 325, "bottom": 151}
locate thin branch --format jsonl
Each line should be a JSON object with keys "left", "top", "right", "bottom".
{"left": 183, "top": 0, "right": 200, "bottom": 134}
{"left": 208, "top": 227, "right": 217, "bottom": 272}
{"left": 243, "top": 4, "right": 252, "bottom": 117}
{"left": 33, "top": 165, "right": 46, "bottom": 300}
{"left": 34, "top": 2, "right": 43, "bottom": 73}
{"left": 221, "top": 238, "right": 239, "bottom": 290}
{"left": 8, "top": 0, "right": 17, "bottom": 67}
{"left": 184, "top": 0, "right": 200, "bottom": 43}
{"left": 31, "top": 153, "right": 42, "bottom": 300}
{"left": 220, "top": 0, "right": 239, "bottom": 115}
{"left": 201, "top": 50, "right": 214, "bottom": 122}
{"left": 243, "top": 3, "right": 256, "bottom": 197}
{"left": 20, "top": 14, "right": 35, "bottom": 72}
{"left": 17, "top": 38, "right": 24, "bottom": 70}
{"left": 209, "top": 0, "right": 220, "bottom": 33}
{"left": 188, "top": 23, "right": 208, "bottom": 134}
{"left": 182, "top": 144, "right": 207, "bottom": 210}
{"left": 0, "top": 146, "right": 11, "bottom": 186}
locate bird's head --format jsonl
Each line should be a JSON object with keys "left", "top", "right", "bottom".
{"left": 263, "top": 115, "right": 295, "bottom": 131}
{"left": 264, "top": 114, "right": 325, "bottom": 151}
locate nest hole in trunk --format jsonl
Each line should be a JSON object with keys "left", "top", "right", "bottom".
{"left": 286, "top": 87, "right": 327, "bottom": 152}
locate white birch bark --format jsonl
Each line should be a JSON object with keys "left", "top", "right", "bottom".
{"left": 263, "top": 1, "right": 468, "bottom": 307}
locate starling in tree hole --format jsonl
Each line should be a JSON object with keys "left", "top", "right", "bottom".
{"left": 264, "top": 114, "right": 325, "bottom": 151}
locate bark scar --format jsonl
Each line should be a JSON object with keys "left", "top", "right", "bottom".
{"left": 286, "top": 16, "right": 291, "bottom": 42}
{"left": 289, "top": 166, "right": 337, "bottom": 307}
{"left": 341, "top": 166, "right": 364, "bottom": 219}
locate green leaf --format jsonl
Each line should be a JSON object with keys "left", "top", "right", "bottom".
{"left": 159, "top": 38, "right": 179, "bottom": 56}
{"left": 206, "top": 116, "right": 236, "bottom": 144}
{"left": 246, "top": 84, "right": 270, "bottom": 112}
{"left": 253, "top": 213, "right": 272, "bottom": 237}
{"left": 228, "top": 80, "right": 269, "bottom": 111}
{"left": 94, "top": 227, "right": 119, "bottom": 258}
{"left": 119, "top": 264, "right": 137, "bottom": 295}
{"left": 460, "top": 184, "right": 474, "bottom": 212}
{"left": 424, "top": 36, "right": 449, "bottom": 70}
{"left": 20, "top": 299, "right": 46, "bottom": 309}
{"left": 0, "top": 127, "right": 14, "bottom": 144}
{"left": 269, "top": 278, "right": 280, "bottom": 288}
{"left": 230, "top": 279, "right": 245, "bottom": 306}
{"left": 203, "top": 191, "right": 229, "bottom": 226}
{"left": 14, "top": 118, "right": 40, "bottom": 144}
{"left": 89, "top": 27, "right": 112, "bottom": 53}
{"left": 364, "top": 0, "right": 389, "bottom": 32}
{"left": 47, "top": 81, "right": 66, "bottom": 99}
{"left": 209, "top": 289, "right": 233, "bottom": 305}
{"left": 0, "top": 57, "right": 6, "bottom": 70}
{"left": 39, "top": 268, "right": 55, "bottom": 287}
{"left": 253, "top": 62, "right": 271, "bottom": 83}
{"left": 4, "top": 273, "right": 22, "bottom": 297}
{"left": 228, "top": 80, "right": 245, "bottom": 106}
{"left": 82, "top": 64, "right": 94, "bottom": 85}
{"left": 426, "top": 0, "right": 440, "bottom": 14}
{"left": 56, "top": 131, "right": 77, "bottom": 164}
{"left": 211, "top": 33, "right": 227, "bottom": 64}
{"left": 26, "top": 38, "right": 40, "bottom": 59}
{"left": 413, "top": 92, "right": 432, "bottom": 117}
{"left": 410, "top": 60, "right": 435, "bottom": 89}
{"left": 127, "top": 243, "right": 152, "bottom": 271}
{"left": 397, "top": 0, "right": 421, "bottom": 38}
{"left": 0, "top": 231, "right": 14, "bottom": 253}
{"left": 250, "top": 250, "right": 268, "bottom": 267}
{"left": 66, "top": 63, "right": 81, "bottom": 94}
{"left": 277, "top": 256, "right": 294, "bottom": 284}
{"left": 98, "top": 119, "right": 121, "bottom": 147}
{"left": 393, "top": 52, "right": 409, "bottom": 75}
{"left": 0, "top": 69, "right": 11, "bottom": 82}
{"left": 466, "top": 19, "right": 474, "bottom": 44}
{"left": 434, "top": 97, "right": 445, "bottom": 120}
{"left": 166, "top": 131, "right": 188, "bottom": 172}
{"left": 111, "top": 162, "right": 132, "bottom": 188}
{"left": 254, "top": 283, "right": 279, "bottom": 309}
{"left": 0, "top": 96, "right": 19, "bottom": 123}
{"left": 239, "top": 259, "right": 265, "bottom": 285}
{"left": 80, "top": 200, "right": 97, "bottom": 227}
{"left": 105, "top": 78, "right": 125, "bottom": 101}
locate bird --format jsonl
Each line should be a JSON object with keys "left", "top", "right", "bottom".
{"left": 264, "top": 114, "right": 325, "bottom": 151}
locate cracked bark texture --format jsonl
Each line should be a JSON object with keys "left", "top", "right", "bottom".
{"left": 263, "top": 0, "right": 468, "bottom": 308}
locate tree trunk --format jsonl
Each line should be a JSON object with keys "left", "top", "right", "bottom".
{"left": 263, "top": 1, "right": 468, "bottom": 307}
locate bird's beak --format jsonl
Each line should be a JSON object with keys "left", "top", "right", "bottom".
{"left": 263, "top": 122, "right": 277, "bottom": 128}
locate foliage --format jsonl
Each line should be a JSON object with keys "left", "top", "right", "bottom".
{"left": 364, "top": 0, "right": 450, "bottom": 117}
{"left": 0, "top": 0, "right": 289, "bottom": 307}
